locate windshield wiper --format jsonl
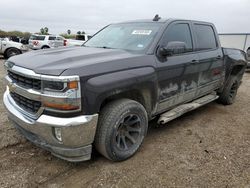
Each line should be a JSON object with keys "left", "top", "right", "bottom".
{"left": 95, "top": 46, "right": 114, "bottom": 49}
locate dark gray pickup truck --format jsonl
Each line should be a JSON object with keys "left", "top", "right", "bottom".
{"left": 3, "top": 17, "right": 247, "bottom": 162}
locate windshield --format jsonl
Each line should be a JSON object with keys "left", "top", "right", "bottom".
{"left": 84, "top": 23, "right": 162, "bottom": 51}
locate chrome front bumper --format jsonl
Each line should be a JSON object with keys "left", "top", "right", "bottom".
{"left": 3, "top": 90, "right": 98, "bottom": 162}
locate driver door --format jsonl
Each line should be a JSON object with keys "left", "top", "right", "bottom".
{"left": 156, "top": 21, "right": 200, "bottom": 113}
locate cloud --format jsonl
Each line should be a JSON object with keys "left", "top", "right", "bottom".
{"left": 0, "top": 0, "right": 249, "bottom": 34}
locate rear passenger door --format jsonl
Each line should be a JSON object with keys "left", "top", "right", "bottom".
{"left": 156, "top": 21, "right": 200, "bottom": 113}
{"left": 192, "top": 23, "right": 224, "bottom": 97}
{"left": 48, "top": 36, "right": 56, "bottom": 47}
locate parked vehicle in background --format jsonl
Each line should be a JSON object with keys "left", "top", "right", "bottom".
{"left": 0, "top": 37, "right": 28, "bottom": 59}
{"left": 219, "top": 33, "right": 250, "bottom": 52}
{"left": 29, "top": 34, "right": 66, "bottom": 50}
{"left": 65, "top": 34, "right": 91, "bottom": 46}
{"left": 9, "top": 36, "right": 29, "bottom": 45}
{"left": 219, "top": 33, "right": 250, "bottom": 69}
{"left": 3, "top": 17, "right": 247, "bottom": 162}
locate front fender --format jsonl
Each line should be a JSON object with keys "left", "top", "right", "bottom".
{"left": 223, "top": 48, "right": 247, "bottom": 80}
{"left": 83, "top": 67, "right": 158, "bottom": 115}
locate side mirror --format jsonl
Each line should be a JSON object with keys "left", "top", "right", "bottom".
{"left": 159, "top": 41, "right": 187, "bottom": 57}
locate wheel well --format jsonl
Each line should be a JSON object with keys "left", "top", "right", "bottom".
{"left": 4, "top": 47, "right": 21, "bottom": 54}
{"left": 100, "top": 90, "right": 151, "bottom": 116}
{"left": 231, "top": 65, "right": 245, "bottom": 76}
{"left": 41, "top": 45, "right": 50, "bottom": 49}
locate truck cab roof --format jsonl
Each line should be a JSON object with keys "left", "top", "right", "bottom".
{"left": 117, "top": 18, "right": 214, "bottom": 26}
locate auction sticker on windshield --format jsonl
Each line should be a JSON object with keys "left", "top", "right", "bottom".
{"left": 132, "top": 30, "right": 152, "bottom": 35}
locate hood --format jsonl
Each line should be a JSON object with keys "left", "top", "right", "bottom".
{"left": 8, "top": 46, "right": 141, "bottom": 76}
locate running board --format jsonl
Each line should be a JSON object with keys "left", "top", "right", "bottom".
{"left": 158, "top": 94, "right": 219, "bottom": 125}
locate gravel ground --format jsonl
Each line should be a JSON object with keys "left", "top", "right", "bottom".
{"left": 0, "top": 56, "right": 249, "bottom": 188}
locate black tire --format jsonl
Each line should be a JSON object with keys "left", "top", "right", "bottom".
{"left": 95, "top": 99, "right": 148, "bottom": 161}
{"left": 218, "top": 76, "right": 240, "bottom": 105}
{"left": 41, "top": 46, "right": 50, "bottom": 49}
{"left": 5, "top": 48, "right": 21, "bottom": 59}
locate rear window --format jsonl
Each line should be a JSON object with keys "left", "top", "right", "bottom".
{"left": 194, "top": 24, "right": 217, "bottom": 51}
{"left": 30, "top": 35, "right": 45, "bottom": 40}
{"left": 76, "top": 35, "right": 85, "bottom": 41}
{"left": 56, "top": 37, "right": 64, "bottom": 41}
{"left": 49, "top": 36, "right": 56, "bottom": 40}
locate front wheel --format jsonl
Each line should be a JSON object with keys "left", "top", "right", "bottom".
{"left": 5, "top": 48, "right": 21, "bottom": 59}
{"left": 95, "top": 99, "right": 148, "bottom": 161}
{"left": 218, "top": 76, "right": 240, "bottom": 105}
{"left": 41, "top": 46, "right": 50, "bottom": 49}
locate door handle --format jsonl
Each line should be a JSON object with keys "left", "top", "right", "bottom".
{"left": 216, "top": 55, "right": 222, "bottom": 60}
{"left": 190, "top": 60, "right": 199, "bottom": 64}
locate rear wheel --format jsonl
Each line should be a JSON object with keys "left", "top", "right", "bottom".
{"left": 218, "top": 76, "right": 239, "bottom": 105}
{"left": 5, "top": 48, "right": 21, "bottom": 59}
{"left": 95, "top": 99, "right": 148, "bottom": 161}
{"left": 41, "top": 46, "right": 50, "bottom": 49}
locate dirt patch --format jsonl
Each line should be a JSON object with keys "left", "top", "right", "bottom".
{"left": 0, "top": 57, "right": 249, "bottom": 188}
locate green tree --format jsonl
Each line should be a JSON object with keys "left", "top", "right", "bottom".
{"left": 77, "top": 31, "right": 81, "bottom": 35}
{"left": 81, "top": 31, "right": 85, "bottom": 34}
{"left": 40, "top": 28, "right": 45, "bottom": 34}
{"left": 0, "top": 29, "right": 31, "bottom": 38}
{"left": 44, "top": 27, "right": 49, "bottom": 34}
{"left": 67, "top": 29, "right": 71, "bottom": 35}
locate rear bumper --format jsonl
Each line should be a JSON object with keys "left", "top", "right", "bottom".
{"left": 3, "top": 90, "right": 98, "bottom": 162}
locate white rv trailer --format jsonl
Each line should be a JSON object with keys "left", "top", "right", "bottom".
{"left": 219, "top": 33, "right": 250, "bottom": 52}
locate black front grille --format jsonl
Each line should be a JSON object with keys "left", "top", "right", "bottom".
{"left": 10, "top": 92, "right": 41, "bottom": 114}
{"left": 8, "top": 71, "right": 41, "bottom": 90}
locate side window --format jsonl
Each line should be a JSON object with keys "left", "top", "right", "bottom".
{"left": 56, "top": 37, "right": 63, "bottom": 41}
{"left": 194, "top": 24, "right": 217, "bottom": 51}
{"left": 48, "top": 36, "right": 56, "bottom": 40}
{"left": 162, "top": 23, "right": 193, "bottom": 53}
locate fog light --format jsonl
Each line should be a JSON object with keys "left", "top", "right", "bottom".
{"left": 54, "top": 127, "right": 63, "bottom": 142}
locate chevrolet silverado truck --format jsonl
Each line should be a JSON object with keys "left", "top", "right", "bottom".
{"left": 0, "top": 37, "right": 28, "bottom": 59}
{"left": 3, "top": 17, "right": 247, "bottom": 162}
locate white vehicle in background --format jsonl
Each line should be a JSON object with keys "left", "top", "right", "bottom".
{"left": 29, "top": 34, "right": 66, "bottom": 50}
{"left": 219, "top": 33, "right": 250, "bottom": 52}
{"left": 65, "top": 34, "right": 91, "bottom": 46}
{"left": 0, "top": 38, "right": 28, "bottom": 59}
{"left": 219, "top": 33, "right": 250, "bottom": 69}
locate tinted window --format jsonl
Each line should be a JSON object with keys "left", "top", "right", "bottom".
{"left": 76, "top": 35, "right": 85, "bottom": 41}
{"left": 49, "top": 36, "right": 56, "bottom": 40}
{"left": 162, "top": 23, "right": 193, "bottom": 53}
{"left": 30, "top": 35, "right": 45, "bottom": 40}
{"left": 56, "top": 37, "right": 63, "bottom": 41}
{"left": 194, "top": 24, "right": 217, "bottom": 50}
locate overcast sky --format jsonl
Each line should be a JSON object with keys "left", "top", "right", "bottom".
{"left": 0, "top": 0, "right": 249, "bottom": 35}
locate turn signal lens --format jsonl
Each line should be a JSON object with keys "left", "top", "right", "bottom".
{"left": 43, "top": 102, "right": 79, "bottom": 110}
{"left": 67, "top": 81, "right": 78, "bottom": 89}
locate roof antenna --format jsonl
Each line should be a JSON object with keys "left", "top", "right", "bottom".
{"left": 153, "top": 14, "right": 161, "bottom": 21}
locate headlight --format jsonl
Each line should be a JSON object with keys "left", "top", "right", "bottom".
{"left": 43, "top": 80, "right": 78, "bottom": 92}
{"left": 41, "top": 78, "right": 81, "bottom": 112}
{"left": 43, "top": 80, "right": 66, "bottom": 91}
